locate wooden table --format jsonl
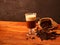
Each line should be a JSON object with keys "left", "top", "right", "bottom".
{"left": 0, "top": 21, "right": 60, "bottom": 45}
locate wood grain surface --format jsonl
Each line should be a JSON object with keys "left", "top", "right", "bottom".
{"left": 0, "top": 21, "right": 60, "bottom": 45}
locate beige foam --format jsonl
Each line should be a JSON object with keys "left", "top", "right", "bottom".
{"left": 25, "top": 15, "right": 36, "bottom": 21}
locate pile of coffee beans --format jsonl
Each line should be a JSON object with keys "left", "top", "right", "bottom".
{"left": 36, "top": 29, "right": 60, "bottom": 41}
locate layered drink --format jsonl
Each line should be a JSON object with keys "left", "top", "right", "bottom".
{"left": 25, "top": 13, "right": 36, "bottom": 29}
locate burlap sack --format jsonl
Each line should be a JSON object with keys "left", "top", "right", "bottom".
{"left": 38, "top": 17, "right": 58, "bottom": 29}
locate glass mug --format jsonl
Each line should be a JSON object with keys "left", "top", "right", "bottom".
{"left": 25, "top": 13, "right": 36, "bottom": 39}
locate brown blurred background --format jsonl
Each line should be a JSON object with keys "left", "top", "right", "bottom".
{"left": 0, "top": 0, "right": 60, "bottom": 23}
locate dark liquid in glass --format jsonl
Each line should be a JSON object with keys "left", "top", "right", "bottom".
{"left": 26, "top": 21, "right": 36, "bottom": 29}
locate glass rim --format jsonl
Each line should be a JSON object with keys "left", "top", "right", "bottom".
{"left": 25, "top": 13, "right": 37, "bottom": 16}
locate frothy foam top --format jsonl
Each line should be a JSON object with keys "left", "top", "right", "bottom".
{"left": 25, "top": 15, "right": 36, "bottom": 21}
